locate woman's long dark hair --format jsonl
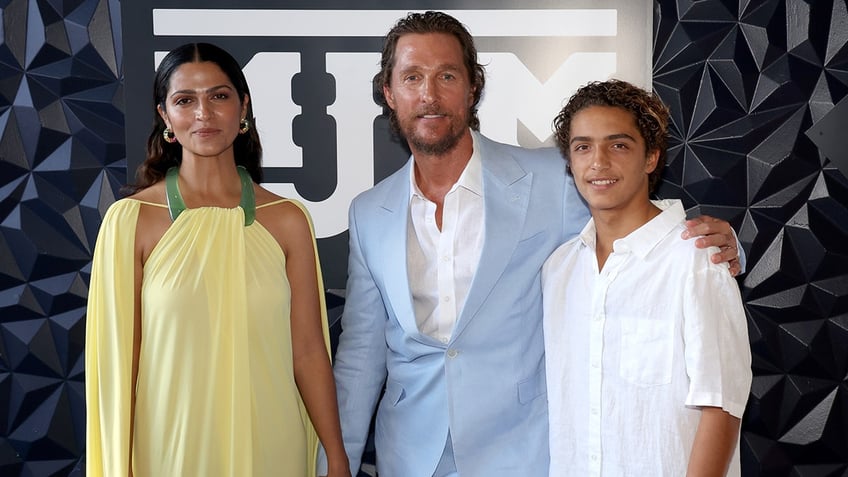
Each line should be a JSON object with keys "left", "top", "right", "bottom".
{"left": 125, "top": 42, "right": 263, "bottom": 194}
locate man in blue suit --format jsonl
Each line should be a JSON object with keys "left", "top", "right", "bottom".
{"left": 322, "top": 11, "right": 742, "bottom": 477}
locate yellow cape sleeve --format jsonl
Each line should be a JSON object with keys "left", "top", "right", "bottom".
{"left": 85, "top": 200, "right": 141, "bottom": 477}
{"left": 287, "top": 199, "right": 331, "bottom": 477}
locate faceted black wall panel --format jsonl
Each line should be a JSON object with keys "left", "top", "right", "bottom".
{"left": 0, "top": 0, "right": 124, "bottom": 474}
{"left": 0, "top": 0, "right": 846, "bottom": 476}
{"left": 653, "top": 0, "right": 848, "bottom": 475}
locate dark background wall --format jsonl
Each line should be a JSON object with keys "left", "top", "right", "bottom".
{"left": 0, "top": 0, "right": 846, "bottom": 476}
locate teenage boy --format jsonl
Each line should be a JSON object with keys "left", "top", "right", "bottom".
{"left": 543, "top": 79, "right": 752, "bottom": 477}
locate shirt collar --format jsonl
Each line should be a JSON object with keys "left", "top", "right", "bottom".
{"left": 409, "top": 130, "right": 483, "bottom": 201}
{"left": 578, "top": 199, "right": 685, "bottom": 259}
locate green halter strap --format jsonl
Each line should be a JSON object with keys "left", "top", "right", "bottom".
{"left": 165, "top": 166, "right": 256, "bottom": 226}
{"left": 164, "top": 167, "right": 184, "bottom": 222}
{"left": 237, "top": 166, "right": 256, "bottom": 226}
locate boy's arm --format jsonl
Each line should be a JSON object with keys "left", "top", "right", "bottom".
{"left": 686, "top": 406, "right": 741, "bottom": 477}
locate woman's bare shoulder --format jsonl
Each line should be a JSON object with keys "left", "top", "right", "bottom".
{"left": 254, "top": 184, "right": 285, "bottom": 204}
{"left": 127, "top": 181, "right": 167, "bottom": 205}
{"left": 254, "top": 186, "right": 313, "bottom": 244}
{"left": 254, "top": 185, "right": 307, "bottom": 217}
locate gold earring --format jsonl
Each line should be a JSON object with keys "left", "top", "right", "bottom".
{"left": 163, "top": 127, "right": 177, "bottom": 143}
{"left": 239, "top": 118, "right": 250, "bottom": 134}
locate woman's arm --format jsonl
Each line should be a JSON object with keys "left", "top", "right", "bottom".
{"left": 279, "top": 202, "right": 350, "bottom": 477}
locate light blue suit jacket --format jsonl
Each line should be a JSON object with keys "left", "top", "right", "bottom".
{"left": 332, "top": 133, "right": 589, "bottom": 476}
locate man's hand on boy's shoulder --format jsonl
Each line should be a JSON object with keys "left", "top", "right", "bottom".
{"left": 682, "top": 215, "right": 742, "bottom": 277}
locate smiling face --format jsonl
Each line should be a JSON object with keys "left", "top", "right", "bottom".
{"left": 157, "top": 61, "right": 248, "bottom": 162}
{"left": 568, "top": 105, "right": 660, "bottom": 216}
{"left": 382, "top": 32, "right": 475, "bottom": 157}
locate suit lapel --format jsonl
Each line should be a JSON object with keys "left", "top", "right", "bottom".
{"left": 377, "top": 159, "right": 421, "bottom": 337}
{"left": 452, "top": 139, "right": 531, "bottom": 340}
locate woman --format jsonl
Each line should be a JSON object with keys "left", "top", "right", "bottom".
{"left": 85, "top": 42, "right": 350, "bottom": 477}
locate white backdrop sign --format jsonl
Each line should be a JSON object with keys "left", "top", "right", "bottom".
{"left": 122, "top": 1, "right": 652, "bottom": 287}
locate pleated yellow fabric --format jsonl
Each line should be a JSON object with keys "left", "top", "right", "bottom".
{"left": 86, "top": 198, "right": 329, "bottom": 477}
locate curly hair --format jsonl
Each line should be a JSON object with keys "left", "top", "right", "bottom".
{"left": 373, "top": 11, "right": 486, "bottom": 134}
{"left": 125, "top": 42, "right": 263, "bottom": 194}
{"left": 552, "top": 79, "right": 669, "bottom": 193}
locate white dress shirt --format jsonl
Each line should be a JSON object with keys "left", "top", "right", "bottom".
{"left": 407, "top": 133, "right": 484, "bottom": 343}
{"left": 542, "top": 199, "right": 752, "bottom": 477}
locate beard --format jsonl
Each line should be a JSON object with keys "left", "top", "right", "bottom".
{"left": 396, "top": 108, "right": 468, "bottom": 156}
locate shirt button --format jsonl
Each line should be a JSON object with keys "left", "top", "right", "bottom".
{"left": 591, "top": 408, "right": 599, "bottom": 415}
{"left": 442, "top": 255, "right": 450, "bottom": 262}
{"left": 591, "top": 455, "right": 598, "bottom": 462}
{"left": 443, "top": 296, "right": 450, "bottom": 302}
{"left": 447, "top": 349, "right": 458, "bottom": 358}
{"left": 591, "top": 360, "right": 600, "bottom": 368}
{"left": 440, "top": 336, "right": 449, "bottom": 344}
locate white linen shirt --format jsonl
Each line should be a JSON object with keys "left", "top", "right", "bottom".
{"left": 407, "top": 132, "right": 484, "bottom": 342}
{"left": 542, "top": 199, "right": 752, "bottom": 477}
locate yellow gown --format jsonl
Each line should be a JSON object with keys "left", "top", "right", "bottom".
{"left": 85, "top": 198, "right": 329, "bottom": 477}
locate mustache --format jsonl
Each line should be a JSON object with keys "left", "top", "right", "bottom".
{"left": 416, "top": 107, "right": 445, "bottom": 116}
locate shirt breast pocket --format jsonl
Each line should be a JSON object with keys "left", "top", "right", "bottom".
{"left": 618, "top": 317, "right": 673, "bottom": 386}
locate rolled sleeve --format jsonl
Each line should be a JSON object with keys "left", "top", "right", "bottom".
{"left": 683, "top": 265, "right": 752, "bottom": 418}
